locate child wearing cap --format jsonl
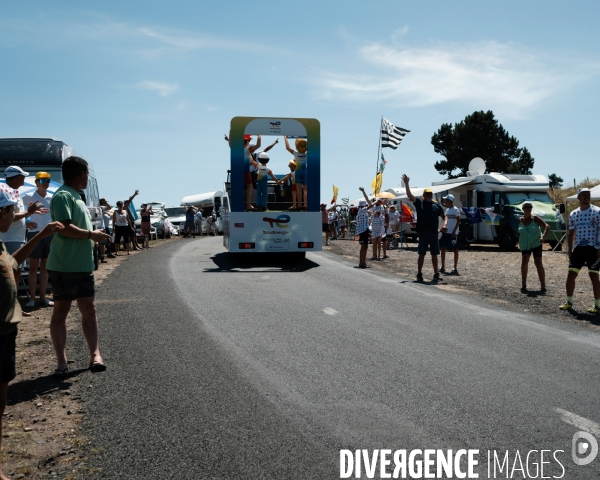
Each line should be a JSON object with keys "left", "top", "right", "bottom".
{"left": 22, "top": 172, "right": 53, "bottom": 308}
{"left": 250, "top": 152, "right": 279, "bottom": 211}
{"left": 280, "top": 160, "right": 298, "bottom": 210}
{"left": 439, "top": 194, "right": 461, "bottom": 274}
{"left": 0, "top": 183, "right": 63, "bottom": 479}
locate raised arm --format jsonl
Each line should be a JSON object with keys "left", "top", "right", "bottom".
{"left": 358, "top": 187, "right": 375, "bottom": 209}
{"left": 284, "top": 136, "right": 294, "bottom": 154}
{"left": 401, "top": 174, "right": 416, "bottom": 203}
{"left": 249, "top": 135, "right": 262, "bottom": 154}
{"left": 263, "top": 138, "right": 279, "bottom": 153}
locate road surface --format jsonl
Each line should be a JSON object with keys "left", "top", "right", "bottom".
{"left": 74, "top": 237, "right": 600, "bottom": 479}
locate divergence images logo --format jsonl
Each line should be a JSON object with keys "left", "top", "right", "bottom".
{"left": 572, "top": 431, "right": 598, "bottom": 466}
{"left": 263, "top": 214, "right": 290, "bottom": 228}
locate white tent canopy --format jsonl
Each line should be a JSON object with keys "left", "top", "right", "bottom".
{"left": 564, "top": 184, "right": 600, "bottom": 201}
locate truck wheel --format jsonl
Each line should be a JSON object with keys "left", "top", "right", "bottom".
{"left": 498, "top": 230, "right": 517, "bottom": 250}
{"left": 291, "top": 252, "right": 306, "bottom": 262}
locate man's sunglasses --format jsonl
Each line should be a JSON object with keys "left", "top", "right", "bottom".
{"left": 37, "top": 179, "right": 50, "bottom": 184}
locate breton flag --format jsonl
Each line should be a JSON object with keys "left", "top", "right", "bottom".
{"left": 381, "top": 117, "right": 410, "bottom": 149}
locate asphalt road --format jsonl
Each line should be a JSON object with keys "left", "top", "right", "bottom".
{"left": 74, "top": 237, "right": 600, "bottom": 479}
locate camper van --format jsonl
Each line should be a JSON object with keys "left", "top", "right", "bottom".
{"left": 0, "top": 137, "right": 102, "bottom": 228}
{"left": 180, "top": 191, "right": 224, "bottom": 234}
{"left": 430, "top": 158, "right": 565, "bottom": 249}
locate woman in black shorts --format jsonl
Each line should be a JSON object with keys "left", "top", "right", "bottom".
{"left": 518, "top": 201, "right": 549, "bottom": 292}
{"left": 112, "top": 201, "right": 131, "bottom": 256}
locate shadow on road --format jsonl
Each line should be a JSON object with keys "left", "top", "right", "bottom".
{"left": 566, "top": 308, "right": 600, "bottom": 326}
{"left": 204, "top": 252, "right": 320, "bottom": 273}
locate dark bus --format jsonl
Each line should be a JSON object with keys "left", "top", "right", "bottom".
{"left": 0, "top": 138, "right": 102, "bottom": 228}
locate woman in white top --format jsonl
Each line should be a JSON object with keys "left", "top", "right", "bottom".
{"left": 112, "top": 201, "right": 132, "bottom": 255}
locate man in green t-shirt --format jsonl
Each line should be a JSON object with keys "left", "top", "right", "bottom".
{"left": 47, "top": 157, "right": 111, "bottom": 377}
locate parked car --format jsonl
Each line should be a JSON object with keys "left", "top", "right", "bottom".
{"left": 164, "top": 206, "right": 187, "bottom": 234}
{"left": 134, "top": 207, "right": 169, "bottom": 239}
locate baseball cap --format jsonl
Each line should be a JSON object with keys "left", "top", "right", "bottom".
{"left": 5, "top": 166, "right": 29, "bottom": 178}
{"left": 577, "top": 187, "right": 591, "bottom": 198}
{"left": 423, "top": 188, "right": 433, "bottom": 194}
{"left": 0, "top": 183, "right": 19, "bottom": 208}
{"left": 244, "top": 134, "right": 251, "bottom": 141}
{"left": 35, "top": 171, "right": 51, "bottom": 180}
{"left": 444, "top": 194, "right": 455, "bottom": 202}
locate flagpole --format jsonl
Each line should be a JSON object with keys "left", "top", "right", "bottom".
{"left": 376, "top": 116, "right": 382, "bottom": 177}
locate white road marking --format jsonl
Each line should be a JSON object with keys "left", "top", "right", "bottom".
{"left": 323, "top": 307, "right": 339, "bottom": 316}
{"left": 555, "top": 407, "right": 600, "bottom": 436}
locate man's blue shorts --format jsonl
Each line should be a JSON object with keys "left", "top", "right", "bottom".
{"left": 417, "top": 232, "right": 440, "bottom": 256}
{"left": 439, "top": 232, "right": 458, "bottom": 252}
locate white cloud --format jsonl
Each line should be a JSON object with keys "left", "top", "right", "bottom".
{"left": 310, "top": 40, "right": 600, "bottom": 116}
{"left": 391, "top": 26, "right": 409, "bottom": 43}
{"left": 136, "top": 80, "right": 179, "bottom": 97}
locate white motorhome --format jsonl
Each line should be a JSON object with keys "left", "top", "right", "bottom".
{"left": 429, "top": 158, "right": 565, "bottom": 249}
{"left": 180, "top": 191, "right": 224, "bottom": 234}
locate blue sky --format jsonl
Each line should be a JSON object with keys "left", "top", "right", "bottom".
{"left": 1, "top": 1, "right": 599, "bottom": 207}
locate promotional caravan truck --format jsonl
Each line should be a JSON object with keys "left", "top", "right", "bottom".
{"left": 222, "top": 116, "right": 321, "bottom": 260}
{"left": 430, "top": 158, "right": 566, "bottom": 249}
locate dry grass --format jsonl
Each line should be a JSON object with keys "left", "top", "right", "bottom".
{"left": 549, "top": 177, "right": 600, "bottom": 214}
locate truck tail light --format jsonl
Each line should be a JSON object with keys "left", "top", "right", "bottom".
{"left": 239, "top": 243, "right": 255, "bottom": 249}
{"left": 298, "top": 242, "right": 314, "bottom": 248}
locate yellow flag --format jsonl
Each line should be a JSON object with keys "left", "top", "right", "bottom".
{"left": 371, "top": 172, "right": 382, "bottom": 195}
{"left": 331, "top": 185, "right": 339, "bottom": 204}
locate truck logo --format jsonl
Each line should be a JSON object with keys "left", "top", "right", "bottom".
{"left": 263, "top": 214, "right": 290, "bottom": 228}
{"left": 270, "top": 121, "right": 281, "bottom": 127}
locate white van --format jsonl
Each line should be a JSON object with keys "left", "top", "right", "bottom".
{"left": 180, "top": 191, "right": 224, "bottom": 234}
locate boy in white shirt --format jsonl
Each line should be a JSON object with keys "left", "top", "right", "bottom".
{"left": 439, "top": 194, "right": 461, "bottom": 274}
{"left": 22, "top": 172, "right": 54, "bottom": 307}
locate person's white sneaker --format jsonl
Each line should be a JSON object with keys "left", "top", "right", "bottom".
{"left": 41, "top": 298, "right": 55, "bottom": 307}
{"left": 325, "top": 242, "right": 330, "bottom": 246}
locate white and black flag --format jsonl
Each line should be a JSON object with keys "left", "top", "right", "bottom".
{"left": 381, "top": 117, "right": 410, "bottom": 149}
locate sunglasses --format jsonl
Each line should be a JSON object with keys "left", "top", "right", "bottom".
{"left": 37, "top": 179, "right": 50, "bottom": 184}
{"left": 523, "top": 205, "right": 532, "bottom": 209}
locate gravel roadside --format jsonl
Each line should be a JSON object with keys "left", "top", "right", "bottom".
{"left": 325, "top": 236, "right": 600, "bottom": 331}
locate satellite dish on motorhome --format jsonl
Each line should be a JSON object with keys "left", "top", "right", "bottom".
{"left": 468, "top": 157, "right": 486, "bottom": 175}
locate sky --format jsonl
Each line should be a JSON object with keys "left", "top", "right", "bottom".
{"left": 1, "top": 1, "right": 600, "bottom": 207}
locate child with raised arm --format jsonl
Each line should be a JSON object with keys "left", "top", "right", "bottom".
{"left": 283, "top": 136, "right": 308, "bottom": 210}
{"left": 279, "top": 159, "right": 298, "bottom": 210}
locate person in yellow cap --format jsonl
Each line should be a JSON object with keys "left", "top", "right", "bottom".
{"left": 402, "top": 174, "right": 446, "bottom": 282}
{"left": 22, "top": 172, "right": 53, "bottom": 309}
